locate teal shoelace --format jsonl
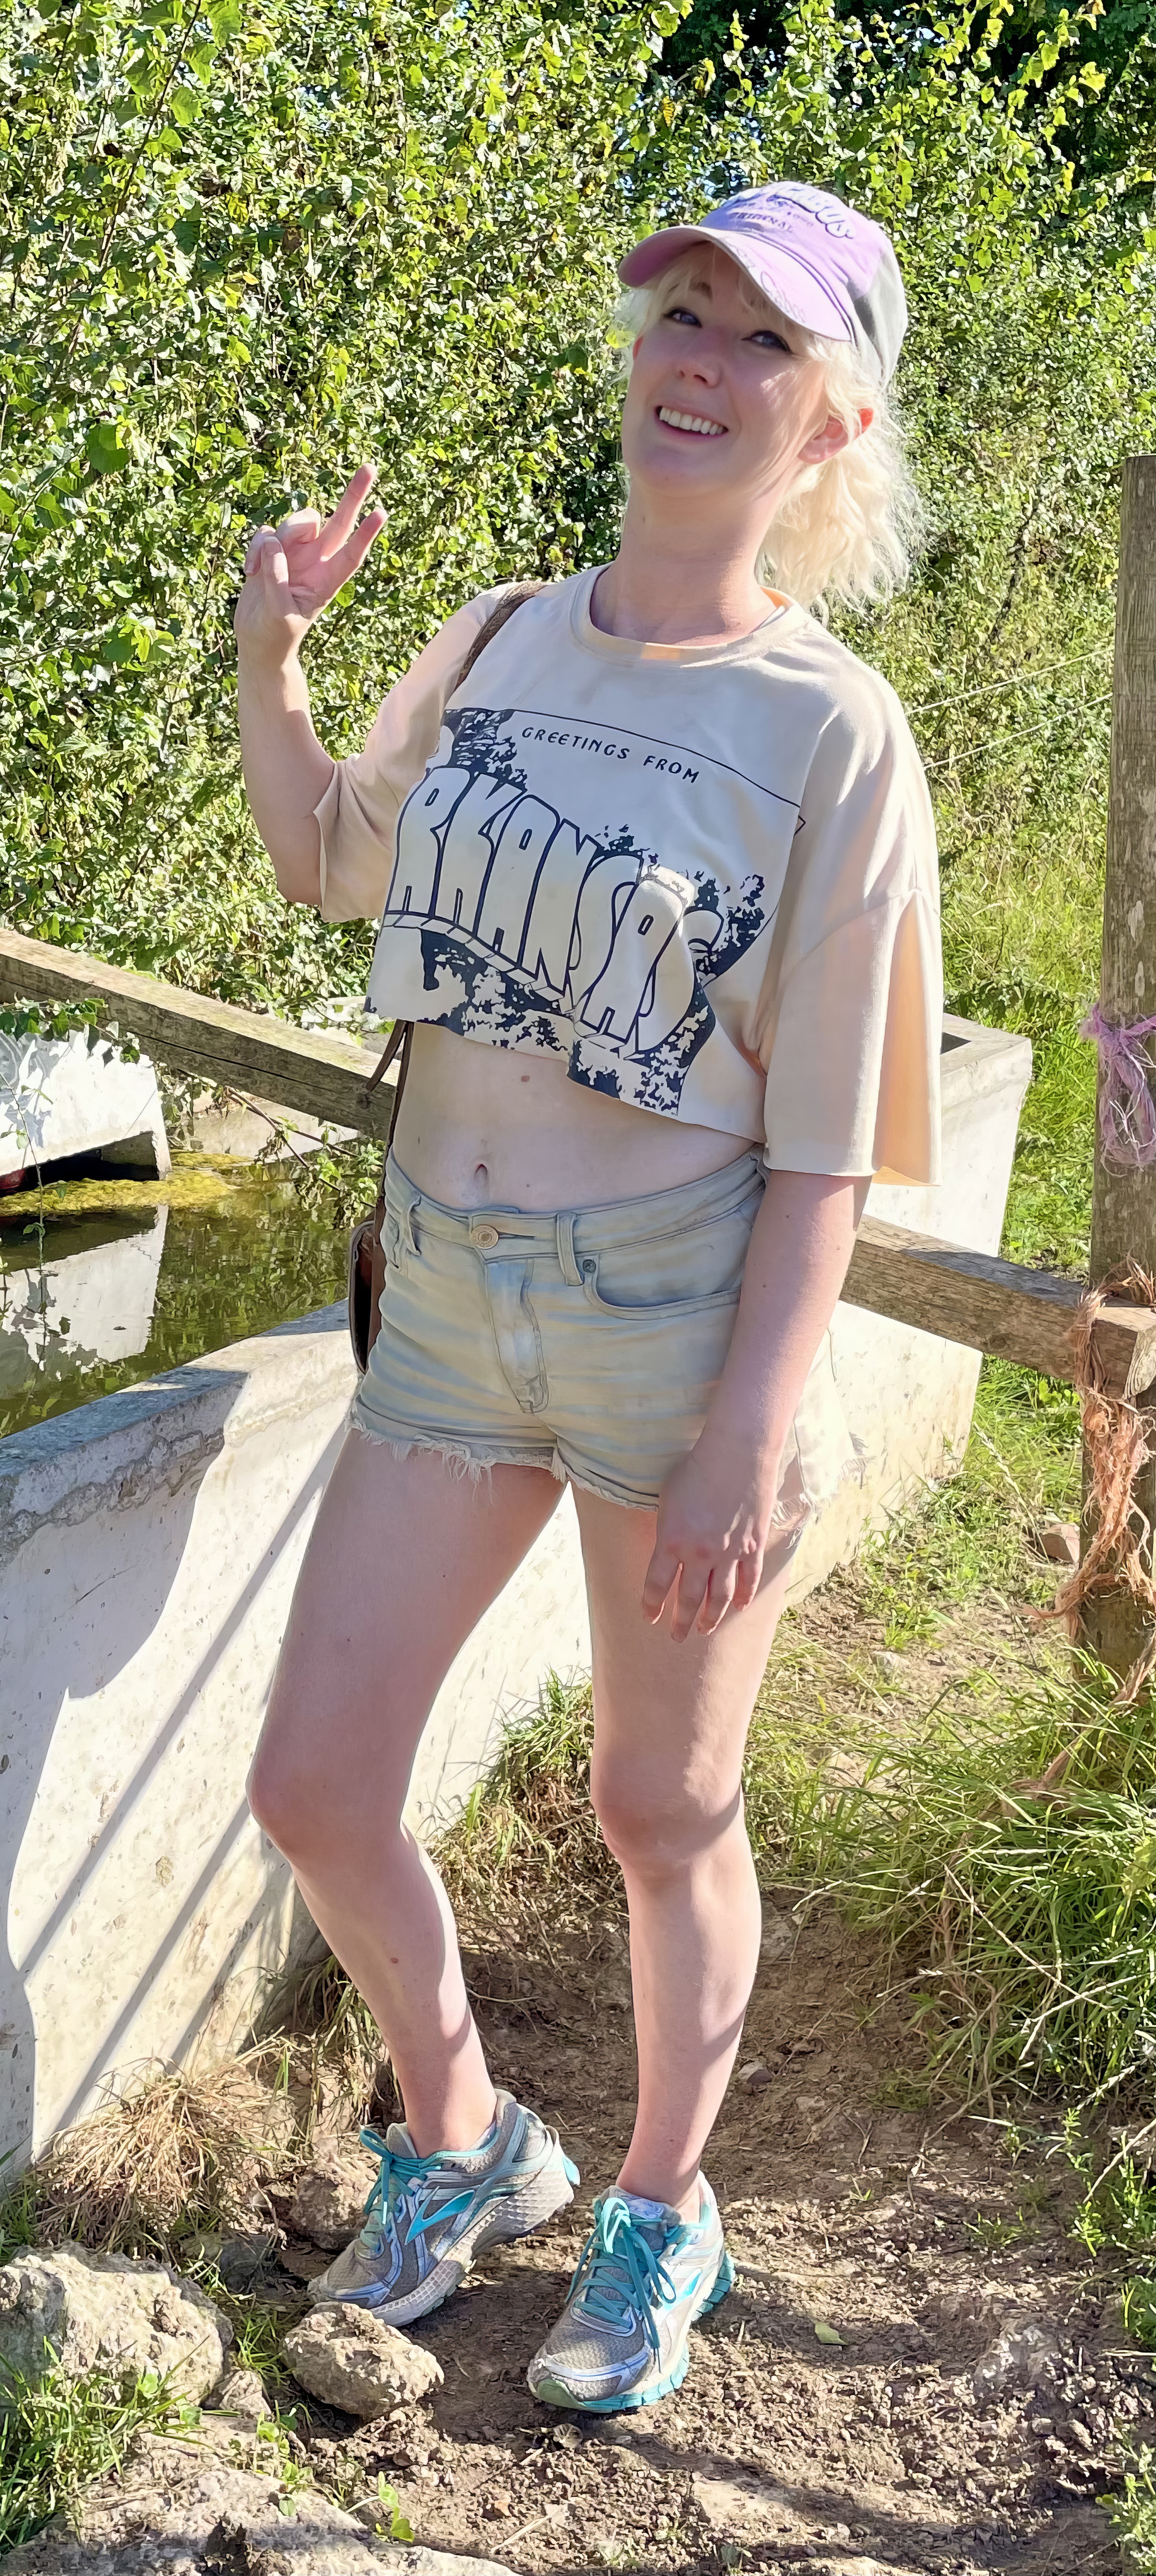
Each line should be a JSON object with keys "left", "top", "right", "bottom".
{"left": 568, "top": 2190, "right": 683, "bottom": 2355}
{"left": 356, "top": 2123, "right": 513, "bottom": 2255}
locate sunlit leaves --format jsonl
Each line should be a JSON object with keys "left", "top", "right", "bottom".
{"left": 0, "top": 0, "right": 1151, "bottom": 1031}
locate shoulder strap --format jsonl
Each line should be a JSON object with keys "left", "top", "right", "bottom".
{"left": 455, "top": 580, "right": 545, "bottom": 688}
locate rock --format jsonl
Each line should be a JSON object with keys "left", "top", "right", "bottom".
{"left": 973, "top": 2316, "right": 1059, "bottom": 2404}
{"left": 692, "top": 2469, "right": 794, "bottom": 2534}
{"left": 185, "top": 2229, "right": 278, "bottom": 2291}
{"left": 279, "top": 2242, "right": 335, "bottom": 2282}
{"left": 0, "top": 2244, "right": 230, "bottom": 2404}
{"left": 209, "top": 2366, "right": 269, "bottom": 2423}
{"left": 289, "top": 2135, "right": 377, "bottom": 2252}
{"left": 283, "top": 2304, "right": 443, "bottom": 2417}
{"left": 759, "top": 1911, "right": 795, "bottom": 1962}
{"left": 0, "top": 2434, "right": 516, "bottom": 2575}
{"left": 1038, "top": 1517, "right": 1080, "bottom": 1567}
{"left": 737, "top": 2060, "right": 774, "bottom": 2091}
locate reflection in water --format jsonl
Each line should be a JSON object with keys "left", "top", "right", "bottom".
{"left": 0, "top": 1211, "right": 168, "bottom": 1400}
{"left": 0, "top": 1175, "right": 348, "bottom": 1445}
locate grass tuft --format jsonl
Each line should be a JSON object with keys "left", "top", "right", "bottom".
{"left": 437, "top": 1670, "right": 620, "bottom": 1936}
{"left": 279, "top": 1949, "right": 388, "bottom": 2130}
{"left": 790, "top": 1656, "right": 1156, "bottom": 2106}
{"left": 0, "top": 2357, "right": 195, "bottom": 2553}
{"left": 31, "top": 2059, "right": 288, "bottom": 2261}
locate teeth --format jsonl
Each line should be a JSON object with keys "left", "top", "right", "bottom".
{"left": 658, "top": 408, "right": 725, "bottom": 437}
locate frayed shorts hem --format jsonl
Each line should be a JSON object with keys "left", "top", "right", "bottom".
{"left": 350, "top": 1399, "right": 665, "bottom": 1508}
{"left": 348, "top": 1398, "right": 819, "bottom": 1533}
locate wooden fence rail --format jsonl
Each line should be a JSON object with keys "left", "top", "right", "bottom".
{"left": 2, "top": 925, "right": 1153, "bottom": 1402}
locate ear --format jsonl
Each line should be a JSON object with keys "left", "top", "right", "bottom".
{"left": 633, "top": 333, "right": 644, "bottom": 360}
{"left": 799, "top": 405, "right": 873, "bottom": 466}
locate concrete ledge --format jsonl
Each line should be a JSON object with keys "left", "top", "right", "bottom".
{"left": 0, "top": 1311, "right": 589, "bottom": 2165}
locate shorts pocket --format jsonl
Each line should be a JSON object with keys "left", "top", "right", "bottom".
{"left": 578, "top": 1187, "right": 762, "bottom": 1319}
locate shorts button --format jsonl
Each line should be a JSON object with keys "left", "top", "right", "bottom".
{"left": 474, "top": 1223, "right": 500, "bottom": 1248}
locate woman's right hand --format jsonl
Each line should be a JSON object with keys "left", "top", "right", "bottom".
{"left": 234, "top": 463, "right": 387, "bottom": 668}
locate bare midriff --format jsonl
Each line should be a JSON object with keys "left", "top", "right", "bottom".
{"left": 391, "top": 1024, "right": 762, "bottom": 1212}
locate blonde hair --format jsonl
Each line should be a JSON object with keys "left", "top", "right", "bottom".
{"left": 614, "top": 248, "right": 926, "bottom": 612}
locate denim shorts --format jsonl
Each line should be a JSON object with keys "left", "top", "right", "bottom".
{"left": 351, "top": 1150, "right": 862, "bottom": 1517}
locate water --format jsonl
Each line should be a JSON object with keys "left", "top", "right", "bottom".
{"left": 0, "top": 1162, "right": 352, "bottom": 1446}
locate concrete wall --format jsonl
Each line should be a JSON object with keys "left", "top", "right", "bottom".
{"left": 0, "top": 1317, "right": 590, "bottom": 2164}
{"left": 0, "top": 1012, "right": 1029, "bottom": 2169}
{"left": 0, "top": 1032, "right": 169, "bottom": 1181}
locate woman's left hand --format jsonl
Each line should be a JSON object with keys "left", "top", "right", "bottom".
{"left": 642, "top": 1431, "right": 782, "bottom": 1643}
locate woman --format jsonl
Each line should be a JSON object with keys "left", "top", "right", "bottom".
{"left": 236, "top": 180, "right": 941, "bottom": 2415}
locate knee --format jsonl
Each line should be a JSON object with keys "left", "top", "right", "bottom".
{"left": 247, "top": 1727, "right": 394, "bottom": 1872}
{"left": 591, "top": 1759, "right": 740, "bottom": 1879}
{"left": 247, "top": 1732, "right": 318, "bottom": 1863}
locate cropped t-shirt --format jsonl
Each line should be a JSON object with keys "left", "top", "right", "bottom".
{"left": 314, "top": 567, "right": 943, "bottom": 1183}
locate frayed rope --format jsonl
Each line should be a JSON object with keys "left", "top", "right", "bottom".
{"left": 1080, "top": 1002, "right": 1156, "bottom": 1170}
{"left": 1037, "top": 1257, "right": 1156, "bottom": 1703}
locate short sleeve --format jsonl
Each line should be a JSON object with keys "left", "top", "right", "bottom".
{"left": 314, "top": 587, "right": 510, "bottom": 922}
{"left": 759, "top": 682, "right": 942, "bottom": 1185}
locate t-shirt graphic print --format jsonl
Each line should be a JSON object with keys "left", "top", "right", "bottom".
{"left": 316, "top": 569, "right": 943, "bottom": 1183}
{"left": 380, "top": 696, "right": 790, "bottom": 1122}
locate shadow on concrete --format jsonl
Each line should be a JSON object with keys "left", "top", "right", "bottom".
{"left": 0, "top": 1330, "right": 346, "bottom": 2161}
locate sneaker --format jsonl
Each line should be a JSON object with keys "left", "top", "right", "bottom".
{"left": 526, "top": 2177, "right": 733, "bottom": 2412}
{"left": 308, "top": 2090, "right": 578, "bottom": 2327}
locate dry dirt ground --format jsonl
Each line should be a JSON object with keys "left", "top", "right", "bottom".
{"left": 31, "top": 1571, "right": 1148, "bottom": 2576}
{"left": 241, "top": 1581, "right": 1145, "bottom": 2576}
{"left": 276, "top": 1896, "right": 1132, "bottom": 2576}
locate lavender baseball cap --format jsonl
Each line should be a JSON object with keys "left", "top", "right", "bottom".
{"left": 618, "top": 181, "right": 907, "bottom": 386}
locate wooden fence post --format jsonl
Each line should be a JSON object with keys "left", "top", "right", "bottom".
{"left": 1080, "top": 454, "right": 1156, "bottom": 1682}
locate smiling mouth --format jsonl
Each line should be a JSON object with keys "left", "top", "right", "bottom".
{"left": 656, "top": 407, "right": 727, "bottom": 438}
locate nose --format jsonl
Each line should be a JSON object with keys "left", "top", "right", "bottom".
{"left": 676, "top": 332, "right": 722, "bottom": 386}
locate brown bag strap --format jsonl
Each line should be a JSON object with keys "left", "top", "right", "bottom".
{"left": 455, "top": 580, "right": 545, "bottom": 688}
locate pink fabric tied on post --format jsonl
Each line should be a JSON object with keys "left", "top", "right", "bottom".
{"left": 1080, "top": 1003, "right": 1156, "bottom": 1169}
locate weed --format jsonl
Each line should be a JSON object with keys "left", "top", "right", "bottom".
{"left": 439, "top": 1671, "right": 608, "bottom": 1904}
{"left": 1071, "top": 2150, "right": 1156, "bottom": 2263}
{"left": 437, "top": 1671, "right": 623, "bottom": 1968}
{"left": 1105, "top": 2443, "right": 1156, "bottom": 2574}
{"left": 873, "top": 2071, "right": 933, "bottom": 2113}
{"left": 230, "top": 2409, "right": 312, "bottom": 2512}
{"left": 365, "top": 2474, "right": 414, "bottom": 2542}
{"left": 1122, "top": 2278, "right": 1156, "bottom": 2349}
{"left": 0, "top": 2169, "right": 40, "bottom": 2260}
{"left": 0, "top": 2358, "right": 195, "bottom": 2552}
{"left": 965, "top": 2208, "right": 1028, "bottom": 2251}
{"left": 189, "top": 2270, "right": 287, "bottom": 2389}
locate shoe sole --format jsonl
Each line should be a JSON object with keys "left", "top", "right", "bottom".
{"left": 309, "top": 2154, "right": 576, "bottom": 2328}
{"left": 529, "top": 2244, "right": 735, "bottom": 2414}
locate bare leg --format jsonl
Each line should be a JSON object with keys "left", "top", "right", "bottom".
{"left": 249, "top": 1432, "right": 561, "bottom": 2152}
{"left": 573, "top": 1486, "right": 797, "bottom": 2214}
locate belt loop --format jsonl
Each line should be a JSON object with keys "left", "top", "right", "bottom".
{"left": 398, "top": 1184, "right": 420, "bottom": 1257}
{"left": 555, "top": 1212, "right": 582, "bottom": 1286}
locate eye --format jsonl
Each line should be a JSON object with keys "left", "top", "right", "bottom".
{"left": 749, "top": 327, "right": 791, "bottom": 353}
{"left": 664, "top": 304, "right": 702, "bottom": 328}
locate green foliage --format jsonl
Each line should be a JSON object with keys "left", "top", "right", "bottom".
{"left": 368, "top": 2476, "right": 414, "bottom": 2544}
{"left": 0, "top": 2356, "right": 195, "bottom": 2552}
{"left": 790, "top": 1661, "right": 1156, "bottom": 2103}
{"left": 1, "top": 0, "right": 1152, "bottom": 1049}
{"left": 1108, "top": 2444, "right": 1156, "bottom": 2574}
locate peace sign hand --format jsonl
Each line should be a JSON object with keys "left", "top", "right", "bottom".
{"left": 234, "top": 464, "right": 387, "bottom": 668}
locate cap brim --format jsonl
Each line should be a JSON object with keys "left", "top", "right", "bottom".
{"left": 617, "top": 222, "right": 853, "bottom": 346}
